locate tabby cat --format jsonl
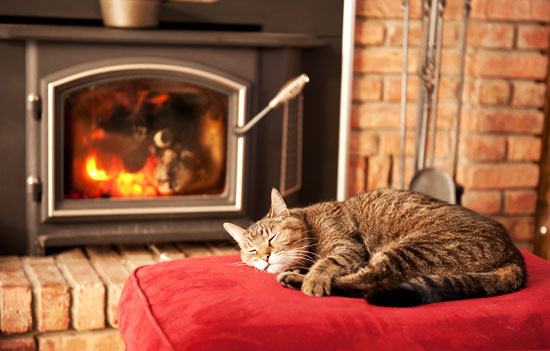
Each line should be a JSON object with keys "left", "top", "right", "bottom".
{"left": 223, "top": 188, "right": 526, "bottom": 307}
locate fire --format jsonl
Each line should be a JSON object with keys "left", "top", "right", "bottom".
{"left": 84, "top": 150, "right": 158, "bottom": 198}
{"left": 86, "top": 153, "right": 110, "bottom": 181}
{"left": 65, "top": 81, "right": 228, "bottom": 199}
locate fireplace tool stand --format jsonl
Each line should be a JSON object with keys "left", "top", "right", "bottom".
{"left": 401, "top": 0, "right": 470, "bottom": 204}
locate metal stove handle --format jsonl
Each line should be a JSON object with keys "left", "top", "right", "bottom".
{"left": 233, "top": 74, "right": 310, "bottom": 136}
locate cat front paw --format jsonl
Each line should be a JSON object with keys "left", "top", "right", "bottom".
{"left": 277, "top": 271, "right": 304, "bottom": 290}
{"left": 301, "top": 273, "right": 331, "bottom": 297}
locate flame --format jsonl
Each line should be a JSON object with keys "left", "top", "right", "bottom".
{"left": 86, "top": 152, "right": 110, "bottom": 181}
{"left": 83, "top": 149, "right": 158, "bottom": 197}
{"left": 113, "top": 158, "right": 158, "bottom": 197}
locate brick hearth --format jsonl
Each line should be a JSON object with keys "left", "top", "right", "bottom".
{"left": 0, "top": 242, "right": 239, "bottom": 350}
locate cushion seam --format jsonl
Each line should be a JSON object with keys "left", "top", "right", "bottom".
{"left": 131, "top": 266, "right": 176, "bottom": 351}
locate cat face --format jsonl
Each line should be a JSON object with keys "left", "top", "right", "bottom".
{"left": 223, "top": 189, "right": 310, "bottom": 273}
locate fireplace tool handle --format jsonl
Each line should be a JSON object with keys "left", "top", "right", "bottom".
{"left": 233, "top": 73, "right": 310, "bottom": 135}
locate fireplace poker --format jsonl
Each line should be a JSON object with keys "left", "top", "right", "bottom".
{"left": 452, "top": 0, "right": 471, "bottom": 181}
{"left": 233, "top": 73, "right": 310, "bottom": 135}
{"left": 409, "top": 0, "right": 458, "bottom": 204}
{"left": 428, "top": 0, "right": 446, "bottom": 167}
{"left": 399, "top": 0, "right": 410, "bottom": 190}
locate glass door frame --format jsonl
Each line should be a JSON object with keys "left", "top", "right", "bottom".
{"left": 40, "top": 57, "right": 248, "bottom": 221}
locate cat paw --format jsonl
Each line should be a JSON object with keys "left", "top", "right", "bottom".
{"left": 301, "top": 274, "right": 331, "bottom": 297}
{"left": 277, "top": 271, "right": 304, "bottom": 290}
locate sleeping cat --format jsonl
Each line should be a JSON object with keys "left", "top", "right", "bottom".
{"left": 223, "top": 188, "right": 526, "bottom": 307}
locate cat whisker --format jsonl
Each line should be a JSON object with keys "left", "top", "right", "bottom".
{"left": 228, "top": 262, "right": 248, "bottom": 266}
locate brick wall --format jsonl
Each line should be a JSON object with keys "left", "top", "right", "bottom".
{"left": 351, "top": 0, "right": 550, "bottom": 251}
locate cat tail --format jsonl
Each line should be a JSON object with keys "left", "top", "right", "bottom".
{"left": 365, "top": 263, "right": 526, "bottom": 307}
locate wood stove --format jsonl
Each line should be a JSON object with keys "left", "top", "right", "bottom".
{"left": 0, "top": 0, "right": 350, "bottom": 255}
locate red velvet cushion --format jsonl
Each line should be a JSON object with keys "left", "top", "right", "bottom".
{"left": 118, "top": 251, "right": 550, "bottom": 351}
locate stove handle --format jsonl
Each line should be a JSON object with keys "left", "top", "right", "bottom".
{"left": 233, "top": 74, "right": 309, "bottom": 136}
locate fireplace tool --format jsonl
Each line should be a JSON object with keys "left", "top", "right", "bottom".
{"left": 399, "top": 0, "right": 410, "bottom": 190}
{"left": 402, "top": 0, "right": 470, "bottom": 204}
{"left": 233, "top": 74, "right": 310, "bottom": 135}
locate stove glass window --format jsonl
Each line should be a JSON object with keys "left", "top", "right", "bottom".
{"left": 63, "top": 78, "right": 228, "bottom": 199}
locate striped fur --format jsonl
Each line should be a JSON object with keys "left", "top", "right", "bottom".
{"left": 223, "top": 188, "right": 526, "bottom": 307}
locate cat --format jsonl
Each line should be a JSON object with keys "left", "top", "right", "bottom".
{"left": 223, "top": 188, "right": 526, "bottom": 307}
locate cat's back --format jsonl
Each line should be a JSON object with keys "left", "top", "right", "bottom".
{"left": 342, "top": 189, "right": 510, "bottom": 242}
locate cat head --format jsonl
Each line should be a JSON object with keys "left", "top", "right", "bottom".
{"left": 223, "top": 188, "right": 310, "bottom": 273}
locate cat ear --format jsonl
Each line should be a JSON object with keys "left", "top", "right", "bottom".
{"left": 269, "top": 188, "right": 290, "bottom": 218}
{"left": 223, "top": 222, "right": 246, "bottom": 247}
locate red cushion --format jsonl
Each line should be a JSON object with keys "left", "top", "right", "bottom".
{"left": 118, "top": 251, "right": 550, "bottom": 351}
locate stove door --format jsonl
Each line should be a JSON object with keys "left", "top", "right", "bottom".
{"left": 40, "top": 58, "right": 247, "bottom": 220}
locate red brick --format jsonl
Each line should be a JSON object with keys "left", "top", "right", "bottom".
{"left": 352, "top": 77, "right": 382, "bottom": 102}
{"left": 433, "top": 158, "right": 456, "bottom": 178}
{"left": 512, "top": 81, "right": 547, "bottom": 108}
{"left": 348, "top": 156, "right": 367, "bottom": 196}
{"left": 390, "top": 156, "right": 415, "bottom": 189}
{"left": 89, "top": 329, "right": 125, "bottom": 351}
{"left": 56, "top": 248, "right": 106, "bottom": 331}
{"left": 352, "top": 104, "right": 413, "bottom": 130}
{"left": 385, "top": 76, "right": 418, "bottom": 102}
{"left": 443, "top": 0, "right": 466, "bottom": 19}
{"left": 387, "top": 21, "right": 459, "bottom": 47}
{"left": 118, "top": 245, "right": 157, "bottom": 271}
{"left": 366, "top": 156, "right": 391, "bottom": 189}
{"left": 205, "top": 242, "right": 241, "bottom": 256}
{"left": 0, "top": 257, "right": 32, "bottom": 334}
{"left": 517, "top": 25, "right": 550, "bottom": 49}
{"left": 429, "top": 133, "right": 451, "bottom": 158}
{"left": 354, "top": 48, "right": 419, "bottom": 74}
{"left": 434, "top": 104, "right": 457, "bottom": 129}
{"left": 356, "top": 0, "right": 422, "bottom": 19}
{"left": 459, "top": 135, "right": 507, "bottom": 162}
{"left": 350, "top": 131, "right": 379, "bottom": 156}
{"left": 380, "top": 132, "right": 449, "bottom": 158}
{"left": 440, "top": 51, "right": 461, "bottom": 75}
{"left": 380, "top": 133, "right": 415, "bottom": 157}
{"left": 467, "top": 22, "right": 514, "bottom": 49}
{"left": 177, "top": 243, "right": 216, "bottom": 257}
{"left": 352, "top": 103, "right": 454, "bottom": 130}
{"left": 36, "top": 333, "right": 62, "bottom": 351}
{"left": 0, "top": 336, "right": 35, "bottom": 351}
{"left": 465, "top": 80, "right": 511, "bottom": 105}
{"left": 462, "top": 108, "right": 544, "bottom": 134}
{"left": 495, "top": 216, "right": 535, "bottom": 241}
{"left": 355, "top": 20, "right": 385, "bottom": 46}
{"left": 21, "top": 257, "right": 70, "bottom": 332}
{"left": 148, "top": 243, "right": 186, "bottom": 261}
{"left": 466, "top": 52, "right": 548, "bottom": 79}
{"left": 504, "top": 190, "right": 538, "bottom": 214}
{"left": 385, "top": 76, "right": 457, "bottom": 102}
{"left": 457, "top": 164, "right": 539, "bottom": 189}
{"left": 86, "top": 246, "right": 130, "bottom": 328}
{"left": 472, "top": 0, "right": 550, "bottom": 22}
{"left": 62, "top": 333, "right": 88, "bottom": 350}
{"left": 462, "top": 190, "right": 502, "bottom": 214}
{"left": 37, "top": 329, "right": 125, "bottom": 351}
{"left": 507, "top": 136, "right": 542, "bottom": 162}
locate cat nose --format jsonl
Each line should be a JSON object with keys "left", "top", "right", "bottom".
{"left": 262, "top": 253, "right": 270, "bottom": 262}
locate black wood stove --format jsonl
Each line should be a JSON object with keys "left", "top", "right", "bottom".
{"left": 0, "top": 0, "right": 346, "bottom": 255}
